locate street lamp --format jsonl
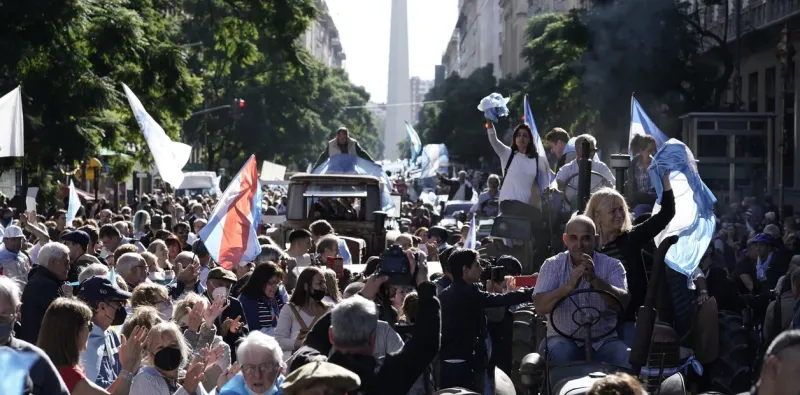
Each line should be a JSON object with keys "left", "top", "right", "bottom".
{"left": 776, "top": 23, "right": 795, "bottom": 220}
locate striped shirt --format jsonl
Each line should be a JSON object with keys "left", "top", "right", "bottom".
{"left": 257, "top": 297, "right": 284, "bottom": 334}
{"left": 533, "top": 251, "right": 627, "bottom": 350}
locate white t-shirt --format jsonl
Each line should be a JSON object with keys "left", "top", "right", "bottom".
{"left": 487, "top": 126, "right": 540, "bottom": 204}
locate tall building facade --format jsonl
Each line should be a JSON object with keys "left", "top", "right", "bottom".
{"left": 410, "top": 77, "right": 435, "bottom": 126}
{"left": 450, "top": 0, "right": 503, "bottom": 78}
{"left": 302, "top": 0, "right": 346, "bottom": 68}
{"left": 384, "top": 0, "right": 411, "bottom": 160}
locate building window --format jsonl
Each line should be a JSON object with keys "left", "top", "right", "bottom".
{"left": 748, "top": 72, "right": 758, "bottom": 112}
{"left": 765, "top": 67, "right": 776, "bottom": 112}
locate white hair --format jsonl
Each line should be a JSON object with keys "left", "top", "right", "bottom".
{"left": 330, "top": 295, "right": 378, "bottom": 348}
{"left": 0, "top": 276, "right": 21, "bottom": 309}
{"left": 116, "top": 253, "right": 144, "bottom": 277}
{"left": 78, "top": 263, "right": 110, "bottom": 283}
{"left": 236, "top": 331, "right": 285, "bottom": 368}
{"left": 37, "top": 242, "right": 69, "bottom": 270}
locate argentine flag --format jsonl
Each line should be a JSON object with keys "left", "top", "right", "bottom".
{"left": 419, "top": 144, "right": 449, "bottom": 179}
{"left": 629, "top": 96, "right": 669, "bottom": 155}
{"left": 405, "top": 121, "right": 423, "bottom": 165}
{"left": 523, "top": 95, "right": 555, "bottom": 195}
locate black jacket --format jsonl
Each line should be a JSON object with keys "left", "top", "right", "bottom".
{"left": 19, "top": 266, "right": 65, "bottom": 344}
{"left": 438, "top": 279, "right": 533, "bottom": 365}
{"left": 294, "top": 282, "right": 441, "bottom": 395}
{"left": 441, "top": 178, "right": 474, "bottom": 201}
{"left": 9, "top": 337, "right": 69, "bottom": 394}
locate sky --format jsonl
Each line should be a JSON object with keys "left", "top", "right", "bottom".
{"left": 326, "top": 0, "right": 458, "bottom": 103}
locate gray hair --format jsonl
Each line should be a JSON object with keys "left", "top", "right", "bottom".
{"left": 236, "top": 331, "right": 285, "bottom": 368}
{"left": 330, "top": 295, "right": 378, "bottom": 348}
{"left": 255, "top": 244, "right": 286, "bottom": 265}
{"left": 0, "top": 276, "right": 21, "bottom": 309}
{"left": 37, "top": 242, "right": 69, "bottom": 270}
{"left": 574, "top": 134, "right": 597, "bottom": 153}
{"left": 116, "top": 253, "right": 145, "bottom": 277}
{"left": 78, "top": 263, "right": 110, "bottom": 283}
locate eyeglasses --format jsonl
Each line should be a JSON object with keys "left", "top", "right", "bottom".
{"left": 241, "top": 363, "right": 279, "bottom": 375}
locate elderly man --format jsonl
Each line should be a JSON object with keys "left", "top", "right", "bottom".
{"left": 116, "top": 252, "right": 149, "bottom": 290}
{"left": 216, "top": 331, "right": 286, "bottom": 394}
{"left": 281, "top": 361, "right": 360, "bottom": 395}
{"left": 533, "top": 215, "right": 629, "bottom": 366}
{"left": 552, "top": 134, "right": 616, "bottom": 208}
{"left": 172, "top": 250, "right": 204, "bottom": 298}
{"left": 61, "top": 229, "right": 101, "bottom": 283}
{"left": 742, "top": 330, "right": 800, "bottom": 395}
{"left": 313, "top": 127, "right": 375, "bottom": 169}
{"left": 0, "top": 225, "right": 32, "bottom": 289}
{"left": 0, "top": 276, "right": 70, "bottom": 394}
{"left": 18, "top": 242, "right": 70, "bottom": 344}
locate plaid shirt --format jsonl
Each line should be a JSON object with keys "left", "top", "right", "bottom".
{"left": 634, "top": 161, "right": 652, "bottom": 193}
{"left": 533, "top": 251, "right": 627, "bottom": 349}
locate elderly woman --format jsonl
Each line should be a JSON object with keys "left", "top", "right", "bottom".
{"left": 78, "top": 263, "right": 110, "bottom": 284}
{"left": 215, "top": 331, "right": 286, "bottom": 395}
{"left": 173, "top": 293, "right": 232, "bottom": 391}
{"left": 584, "top": 171, "right": 674, "bottom": 345}
{"left": 131, "top": 322, "right": 212, "bottom": 395}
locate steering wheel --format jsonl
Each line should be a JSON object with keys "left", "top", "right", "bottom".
{"left": 549, "top": 288, "right": 624, "bottom": 342}
{"left": 560, "top": 171, "right": 615, "bottom": 212}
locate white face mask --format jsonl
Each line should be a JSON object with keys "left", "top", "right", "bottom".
{"left": 212, "top": 286, "right": 229, "bottom": 300}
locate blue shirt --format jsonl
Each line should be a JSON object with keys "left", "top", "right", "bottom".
{"left": 79, "top": 324, "right": 122, "bottom": 388}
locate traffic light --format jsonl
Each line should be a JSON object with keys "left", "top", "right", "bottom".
{"left": 232, "top": 98, "right": 245, "bottom": 120}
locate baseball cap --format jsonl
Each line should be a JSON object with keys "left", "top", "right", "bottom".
{"left": 749, "top": 233, "right": 773, "bottom": 245}
{"left": 78, "top": 276, "right": 131, "bottom": 304}
{"left": 4, "top": 226, "right": 24, "bottom": 239}
{"left": 61, "top": 230, "right": 90, "bottom": 247}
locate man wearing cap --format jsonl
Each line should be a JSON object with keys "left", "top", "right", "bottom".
{"left": 0, "top": 225, "right": 32, "bottom": 289}
{"left": 78, "top": 276, "right": 133, "bottom": 388}
{"left": 280, "top": 360, "right": 360, "bottom": 395}
{"left": 205, "top": 266, "right": 248, "bottom": 362}
{"left": 749, "top": 233, "right": 791, "bottom": 293}
{"left": 61, "top": 229, "right": 101, "bottom": 283}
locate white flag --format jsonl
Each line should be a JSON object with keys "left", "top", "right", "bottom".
{"left": 122, "top": 83, "right": 191, "bottom": 187}
{"left": 66, "top": 180, "right": 81, "bottom": 224}
{"left": 0, "top": 87, "right": 24, "bottom": 158}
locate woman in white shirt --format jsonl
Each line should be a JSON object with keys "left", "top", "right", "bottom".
{"left": 274, "top": 267, "right": 331, "bottom": 360}
{"left": 487, "top": 123, "right": 543, "bottom": 212}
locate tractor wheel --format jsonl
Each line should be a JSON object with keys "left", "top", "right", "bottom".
{"left": 707, "top": 312, "right": 751, "bottom": 394}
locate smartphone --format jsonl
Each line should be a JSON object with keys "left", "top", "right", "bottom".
{"left": 326, "top": 256, "right": 344, "bottom": 278}
{"left": 513, "top": 275, "right": 538, "bottom": 287}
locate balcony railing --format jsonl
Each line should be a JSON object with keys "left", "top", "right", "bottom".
{"left": 707, "top": 0, "right": 799, "bottom": 41}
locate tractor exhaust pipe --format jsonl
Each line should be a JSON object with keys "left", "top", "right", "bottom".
{"left": 577, "top": 140, "right": 592, "bottom": 213}
{"left": 628, "top": 235, "right": 679, "bottom": 376}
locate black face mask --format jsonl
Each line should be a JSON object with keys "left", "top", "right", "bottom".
{"left": 107, "top": 304, "right": 127, "bottom": 326}
{"left": 153, "top": 345, "right": 183, "bottom": 371}
{"left": 310, "top": 289, "right": 326, "bottom": 302}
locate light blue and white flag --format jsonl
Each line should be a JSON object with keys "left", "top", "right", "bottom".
{"left": 312, "top": 154, "right": 395, "bottom": 213}
{"left": 66, "top": 180, "right": 81, "bottom": 224}
{"left": 405, "top": 121, "right": 423, "bottom": 165}
{"left": 649, "top": 139, "right": 716, "bottom": 284}
{"left": 464, "top": 215, "right": 477, "bottom": 250}
{"left": 122, "top": 83, "right": 192, "bottom": 187}
{"left": 524, "top": 95, "right": 555, "bottom": 195}
{"left": 419, "top": 144, "right": 449, "bottom": 179}
{"left": 629, "top": 96, "right": 669, "bottom": 155}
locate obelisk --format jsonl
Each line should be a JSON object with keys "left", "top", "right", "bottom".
{"left": 384, "top": 0, "right": 411, "bottom": 160}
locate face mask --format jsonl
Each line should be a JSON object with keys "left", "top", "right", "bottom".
{"left": 106, "top": 304, "right": 127, "bottom": 326}
{"left": 212, "top": 286, "right": 229, "bottom": 301}
{"left": 153, "top": 345, "right": 183, "bottom": 371}
{"left": 0, "top": 315, "right": 15, "bottom": 344}
{"left": 310, "top": 289, "right": 326, "bottom": 302}
{"left": 158, "top": 305, "right": 173, "bottom": 321}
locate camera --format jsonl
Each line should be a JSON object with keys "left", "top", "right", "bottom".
{"left": 380, "top": 245, "right": 412, "bottom": 285}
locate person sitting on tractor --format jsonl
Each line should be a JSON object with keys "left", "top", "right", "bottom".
{"left": 551, "top": 134, "right": 615, "bottom": 209}
{"left": 438, "top": 171, "right": 474, "bottom": 201}
{"left": 313, "top": 127, "right": 375, "bottom": 169}
{"left": 470, "top": 174, "right": 501, "bottom": 217}
{"left": 532, "top": 215, "right": 630, "bottom": 366}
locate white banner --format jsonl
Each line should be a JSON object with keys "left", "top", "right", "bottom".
{"left": 0, "top": 87, "right": 24, "bottom": 157}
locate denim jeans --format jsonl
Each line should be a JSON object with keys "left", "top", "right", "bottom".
{"left": 538, "top": 336, "right": 630, "bottom": 368}
{"left": 618, "top": 321, "right": 636, "bottom": 347}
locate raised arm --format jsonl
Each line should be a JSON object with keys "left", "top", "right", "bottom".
{"left": 487, "top": 124, "right": 512, "bottom": 160}
{"left": 630, "top": 171, "right": 675, "bottom": 244}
